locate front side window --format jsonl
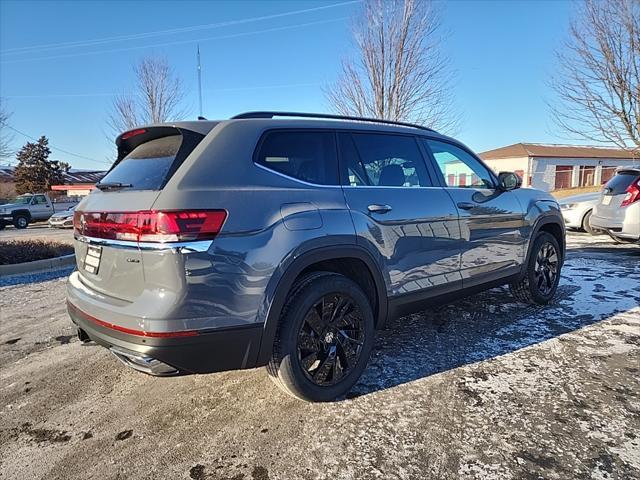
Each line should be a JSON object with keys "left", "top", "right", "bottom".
{"left": 34, "top": 195, "right": 48, "bottom": 204}
{"left": 424, "top": 139, "right": 494, "bottom": 189}
{"left": 255, "top": 131, "right": 338, "bottom": 185}
{"left": 342, "top": 133, "right": 431, "bottom": 187}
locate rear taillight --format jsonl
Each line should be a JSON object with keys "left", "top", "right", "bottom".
{"left": 620, "top": 177, "right": 640, "bottom": 207}
{"left": 74, "top": 210, "right": 227, "bottom": 243}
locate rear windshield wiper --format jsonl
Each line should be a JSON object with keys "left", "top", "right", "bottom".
{"left": 95, "top": 182, "right": 133, "bottom": 191}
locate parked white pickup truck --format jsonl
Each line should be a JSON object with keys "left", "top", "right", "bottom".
{"left": 0, "top": 193, "right": 78, "bottom": 230}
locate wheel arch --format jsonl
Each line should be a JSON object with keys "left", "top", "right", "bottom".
{"left": 527, "top": 215, "right": 566, "bottom": 267}
{"left": 12, "top": 209, "right": 32, "bottom": 221}
{"left": 255, "top": 245, "right": 388, "bottom": 366}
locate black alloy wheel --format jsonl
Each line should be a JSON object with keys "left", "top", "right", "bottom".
{"left": 297, "top": 293, "right": 365, "bottom": 387}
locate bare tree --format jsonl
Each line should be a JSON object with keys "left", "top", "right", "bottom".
{"left": 551, "top": 0, "right": 640, "bottom": 152}
{"left": 0, "top": 99, "right": 15, "bottom": 161}
{"left": 108, "top": 56, "right": 186, "bottom": 136}
{"left": 326, "top": 0, "right": 458, "bottom": 132}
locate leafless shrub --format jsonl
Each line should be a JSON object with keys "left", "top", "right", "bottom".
{"left": 0, "top": 99, "right": 14, "bottom": 160}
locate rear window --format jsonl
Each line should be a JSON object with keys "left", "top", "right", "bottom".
{"left": 255, "top": 131, "right": 338, "bottom": 185}
{"left": 605, "top": 171, "right": 640, "bottom": 195}
{"left": 101, "top": 134, "right": 198, "bottom": 191}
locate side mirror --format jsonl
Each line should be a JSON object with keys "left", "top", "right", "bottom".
{"left": 498, "top": 171, "right": 521, "bottom": 191}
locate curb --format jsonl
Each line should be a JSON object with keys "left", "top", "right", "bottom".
{"left": 0, "top": 254, "right": 76, "bottom": 277}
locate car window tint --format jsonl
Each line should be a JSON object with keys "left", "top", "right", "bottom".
{"left": 424, "top": 139, "right": 494, "bottom": 189}
{"left": 338, "top": 133, "right": 370, "bottom": 186}
{"left": 101, "top": 135, "right": 185, "bottom": 190}
{"left": 605, "top": 171, "right": 640, "bottom": 195}
{"left": 255, "top": 131, "right": 338, "bottom": 185}
{"left": 34, "top": 195, "right": 47, "bottom": 204}
{"left": 348, "top": 133, "right": 431, "bottom": 187}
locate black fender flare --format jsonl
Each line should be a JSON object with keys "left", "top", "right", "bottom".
{"left": 521, "top": 213, "right": 566, "bottom": 278}
{"left": 254, "top": 245, "right": 388, "bottom": 366}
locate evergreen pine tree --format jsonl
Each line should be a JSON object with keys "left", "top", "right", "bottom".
{"left": 14, "top": 136, "right": 66, "bottom": 194}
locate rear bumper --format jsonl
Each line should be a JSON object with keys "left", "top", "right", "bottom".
{"left": 67, "top": 301, "right": 263, "bottom": 375}
{"left": 590, "top": 212, "right": 640, "bottom": 241}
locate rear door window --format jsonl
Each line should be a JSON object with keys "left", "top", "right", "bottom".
{"left": 343, "top": 133, "right": 432, "bottom": 187}
{"left": 255, "top": 131, "right": 339, "bottom": 185}
{"left": 100, "top": 133, "right": 202, "bottom": 191}
{"left": 605, "top": 171, "right": 640, "bottom": 195}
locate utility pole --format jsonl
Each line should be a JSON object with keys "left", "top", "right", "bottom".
{"left": 197, "top": 44, "right": 203, "bottom": 119}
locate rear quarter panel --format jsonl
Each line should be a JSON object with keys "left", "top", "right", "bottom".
{"left": 149, "top": 121, "right": 359, "bottom": 329}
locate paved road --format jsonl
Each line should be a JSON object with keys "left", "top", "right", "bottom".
{"left": 0, "top": 233, "right": 638, "bottom": 479}
{"left": 0, "top": 224, "right": 73, "bottom": 244}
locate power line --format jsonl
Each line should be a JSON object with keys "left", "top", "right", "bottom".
{"left": 4, "top": 82, "right": 323, "bottom": 100}
{"left": 5, "top": 125, "right": 111, "bottom": 166}
{"left": 0, "top": 17, "right": 348, "bottom": 65}
{"left": 0, "top": 1, "right": 358, "bottom": 56}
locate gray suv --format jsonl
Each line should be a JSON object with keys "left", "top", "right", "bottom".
{"left": 67, "top": 112, "right": 565, "bottom": 402}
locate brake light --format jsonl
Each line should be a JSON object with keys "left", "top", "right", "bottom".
{"left": 620, "top": 177, "right": 640, "bottom": 207}
{"left": 74, "top": 210, "right": 227, "bottom": 243}
{"left": 120, "top": 128, "right": 147, "bottom": 140}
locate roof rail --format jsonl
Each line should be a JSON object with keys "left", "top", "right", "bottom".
{"left": 231, "top": 111, "right": 436, "bottom": 133}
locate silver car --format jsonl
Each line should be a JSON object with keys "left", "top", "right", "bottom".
{"left": 559, "top": 192, "right": 600, "bottom": 234}
{"left": 590, "top": 167, "right": 640, "bottom": 244}
{"left": 48, "top": 206, "right": 76, "bottom": 228}
{"left": 66, "top": 111, "right": 565, "bottom": 402}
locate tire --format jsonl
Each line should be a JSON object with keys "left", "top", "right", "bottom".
{"left": 582, "top": 210, "right": 596, "bottom": 235}
{"left": 267, "top": 272, "right": 375, "bottom": 402}
{"left": 13, "top": 215, "right": 29, "bottom": 229}
{"left": 509, "top": 232, "right": 562, "bottom": 305}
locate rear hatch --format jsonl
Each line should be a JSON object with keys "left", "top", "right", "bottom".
{"left": 597, "top": 169, "right": 640, "bottom": 221}
{"left": 74, "top": 126, "right": 208, "bottom": 302}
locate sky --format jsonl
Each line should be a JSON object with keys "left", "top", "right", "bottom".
{"left": 0, "top": 0, "right": 577, "bottom": 170}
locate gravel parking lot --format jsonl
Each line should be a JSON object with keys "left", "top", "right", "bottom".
{"left": 0, "top": 233, "right": 638, "bottom": 480}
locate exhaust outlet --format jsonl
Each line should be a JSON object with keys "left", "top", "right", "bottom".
{"left": 109, "top": 346, "right": 179, "bottom": 376}
{"left": 77, "top": 328, "right": 91, "bottom": 343}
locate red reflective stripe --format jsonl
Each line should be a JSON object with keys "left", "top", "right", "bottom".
{"left": 68, "top": 302, "right": 198, "bottom": 338}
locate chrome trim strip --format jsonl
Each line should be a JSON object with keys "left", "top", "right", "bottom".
{"left": 74, "top": 235, "right": 213, "bottom": 253}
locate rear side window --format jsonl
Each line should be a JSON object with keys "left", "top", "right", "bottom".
{"left": 255, "top": 131, "right": 338, "bottom": 185}
{"left": 605, "top": 171, "right": 640, "bottom": 195}
{"left": 344, "top": 133, "right": 431, "bottom": 187}
{"left": 101, "top": 133, "right": 201, "bottom": 191}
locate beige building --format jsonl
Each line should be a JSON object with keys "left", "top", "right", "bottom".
{"left": 479, "top": 143, "right": 638, "bottom": 192}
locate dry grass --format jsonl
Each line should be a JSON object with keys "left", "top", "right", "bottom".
{"left": 0, "top": 240, "right": 74, "bottom": 265}
{"left": 551, "top": 185, "right": 602, "bottom": 199}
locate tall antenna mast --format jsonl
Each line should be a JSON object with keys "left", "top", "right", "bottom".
{"left": 197, "top": 44, "right": 203, "bottom": 118}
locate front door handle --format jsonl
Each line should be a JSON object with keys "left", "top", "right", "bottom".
{"left": 457, "top": 202, "right": 475, "bottom": 210}
{"left": 367, "top": 204, "right": 393, "bottom": 214}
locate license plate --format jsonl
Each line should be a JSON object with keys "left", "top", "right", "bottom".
{"left": 602, "top": 195, "right": 612, "bottom": 205}
{"left": 83, "top": 246, "right": 102, "bottom": 274}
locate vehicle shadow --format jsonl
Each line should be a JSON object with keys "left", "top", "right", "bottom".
{"left": 350, "top": 251, "right": 640, "bottom": 398}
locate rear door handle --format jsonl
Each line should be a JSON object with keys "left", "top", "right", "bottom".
{"left": 367, "top": 204, "right": 393, "bottom": 214}
{"left": 457, "top": 202, "right": 475, "bottom": 210}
